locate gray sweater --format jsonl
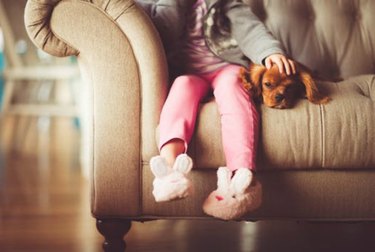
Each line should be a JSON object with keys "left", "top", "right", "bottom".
{"left": 135, "top": 0, "right": 285, "bottom": 76}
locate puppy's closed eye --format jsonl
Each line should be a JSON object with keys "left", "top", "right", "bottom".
{"left": 264, "top": 82, "right": 272, "bottom": 88}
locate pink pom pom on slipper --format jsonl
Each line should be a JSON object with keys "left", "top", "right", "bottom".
{"left": 150, "top": 154, "right": 193, "bottom": 202}
{"left": 202, "top": 167, "right": 262, "bottom": 220}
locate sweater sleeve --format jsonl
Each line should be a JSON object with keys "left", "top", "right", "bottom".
{"left": 226, "top": 1, "right": 285, "bottom": 65}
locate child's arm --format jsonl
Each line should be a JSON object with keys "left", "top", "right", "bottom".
{"left": 226, "top": 2, "right": 295, "bottom": 74}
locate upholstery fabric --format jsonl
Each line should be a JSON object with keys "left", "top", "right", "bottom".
{"left": 24, "top": 0, "right": 375, "bottom": 220}
{"left": 246, "top": 0, "right": 375, "bottom": 79}
{"left": 259, "top": 76, "right": 375, "bottom": 170}
{"left": 25, "top": 0, "right": 170, "bottom": 217}
{"left": 142, "top": 168, "right": 375, "bottom": 220}
{"left": 157, "top": 76, "right": 375, "bottom": 170}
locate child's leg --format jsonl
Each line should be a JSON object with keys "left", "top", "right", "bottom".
{"left": 160, "top": 139, "right": 185, "bottom": 169}
{"left": 211, "top": 65, "right": 259, "bottom": 171}
{"left": 158, "top": 75, "right": 211, "bottom": 165}
{"left": 202, "top": 65, "right": 262, "bottom": 220}
{"left": 151, "top": 75, "right": 210, "bottom": 202}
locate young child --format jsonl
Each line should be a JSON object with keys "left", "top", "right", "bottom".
{"left": 136, "top": 0, "right": 296, "bottom": 220}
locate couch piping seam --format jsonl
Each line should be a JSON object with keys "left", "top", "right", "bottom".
{"left": 320, "top": 104, "right": 325, "bottom": 168}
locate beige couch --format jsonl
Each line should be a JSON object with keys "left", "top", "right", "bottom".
{"left": 24, "top": 0, "right": 375, "bottom": 251}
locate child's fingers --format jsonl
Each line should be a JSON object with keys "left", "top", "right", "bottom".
{"left": 265, "top": 57, "right": 272, "bottom": 69}
{"left": 274, "top": 58, "right": 284, "bottom": 74}
{"left": 289, "top": 60, "right": 296, "bottom": 74}
{"left": 281, "top": 57, "right": 297, "bottom": 75}
{"left": 281, "top": 57, "right": 291, "bottom": 75}
{"left": 265, "top": 55, "right": 296, "bottom": 75}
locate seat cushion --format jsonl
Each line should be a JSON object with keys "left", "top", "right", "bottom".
{"left": 142, "top": 167, "right": 375, "bottom": 220}
{"left": 185, "top": 75, "right": 375, "bottom": 170}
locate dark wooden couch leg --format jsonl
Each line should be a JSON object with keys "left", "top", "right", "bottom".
{"left": 96, "top": 219, "right": 132, "bottom": 252}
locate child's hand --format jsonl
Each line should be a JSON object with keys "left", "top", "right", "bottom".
{"left": 264, "top": 54, "right": 296, "bottom": 75}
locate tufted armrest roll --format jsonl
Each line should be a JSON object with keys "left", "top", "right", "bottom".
{"left": 25, "top": 0, "right": 168, "bottom": 217}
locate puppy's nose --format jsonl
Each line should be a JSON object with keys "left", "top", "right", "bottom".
{"left": 275, "top": 94, "right": 285, "bottom": 103}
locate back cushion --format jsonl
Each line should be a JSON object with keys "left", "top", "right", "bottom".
{"left": 245, "top": 0, "right": 375, "bottom": 79}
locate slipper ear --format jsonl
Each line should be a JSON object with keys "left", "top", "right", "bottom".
{"left": 173, "top": 154, "right": 193, "bottom": 175}
{"left": 231, "top": 168, "right": 253, "bottom": 195}
{"left": 217, "top": 167, "right": 232, "bottom": 192}
{"left": 150, "top": 156, "right": 170, "bottom": 178}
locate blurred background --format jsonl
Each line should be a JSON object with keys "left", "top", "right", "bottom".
{"left": 2, "top": 1, "right": 375, "bottom": 252}
{"left": 0, "top": 0, "right": 102, "bottom": 251}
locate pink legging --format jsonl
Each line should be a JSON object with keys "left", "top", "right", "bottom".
{"left": 158, "top": 65, "right": 259, "bottom": 171}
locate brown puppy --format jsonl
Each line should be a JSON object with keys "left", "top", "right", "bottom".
{"left": 240, "top": 63, "right": 331, "bottom": 109}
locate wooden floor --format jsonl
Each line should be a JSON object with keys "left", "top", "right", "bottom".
{"left": 1, "top": 117, "right": 375, "bottom": 252}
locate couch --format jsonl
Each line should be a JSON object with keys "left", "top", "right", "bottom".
{"left": 24, "top": 0, "right": 375, "bottom": 251}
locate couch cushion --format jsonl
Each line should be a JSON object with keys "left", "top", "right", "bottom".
{"left": 186, "top": 75, "right": 375, "bottom": 170}
{"left": 246, "top": 0, "right": 375, "bottom": 80}
{"left": 142, "top": 167, "right": 375, "bottom": 220}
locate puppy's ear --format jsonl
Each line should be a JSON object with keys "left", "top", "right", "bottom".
{"left": 298, "top": 69, "right": 331, "bottom": 105}
{"left": 239, "top": 67, "right": 252, "bottom": 91}
{"left": 240, "top": 64, "right": 266, "bottom": 99}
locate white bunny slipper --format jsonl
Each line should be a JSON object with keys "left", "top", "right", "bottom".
{"left": 150, "top": 154, "right": 193, "bottom": 202}
{"left": 202, "top": 167, "right": 262, "bottom": 220}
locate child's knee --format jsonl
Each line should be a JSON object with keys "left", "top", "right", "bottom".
{"left": 213, "top": 66, "right": 244, "bottom": 92}
{"left": 172, "top": 75, "right": 208, "bottom": 98}
{"left": 214, "top": 78, "right": 246, "bottom": 100}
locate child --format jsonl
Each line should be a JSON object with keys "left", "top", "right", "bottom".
{"left": 136, "top": 0, "right": 296, "bottom": 220}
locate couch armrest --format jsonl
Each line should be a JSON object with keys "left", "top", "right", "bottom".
{"left": 25, "top": 0, "right": 168, "bottom": 217}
